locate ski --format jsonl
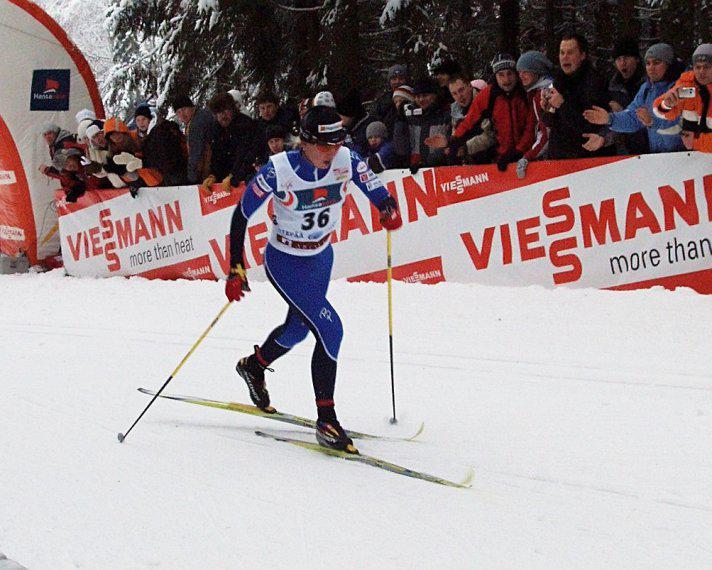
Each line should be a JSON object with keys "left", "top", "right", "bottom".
{"left": 137, "top": 388, "right": 424, "bottom": 442}
{"left": 255, "top": 430, "right": 473, "bottom": 489}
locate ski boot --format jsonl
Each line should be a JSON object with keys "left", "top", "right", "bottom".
{"left": 316, "top": 408, "right": 358, "bottom": 454}
{"left": 236, "top": 345, "right": 275, "bottom": 413}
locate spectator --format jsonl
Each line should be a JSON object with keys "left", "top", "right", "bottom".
{"left": 654, "top": 43, "right": 712, "bottom": 153}
{"left": 608, "top": 37, "right": 648, "bottom": 154}
{"left": 38, "top": 123, "right": 76, "bottom": 175}
{"left": 365, "top": 121, "right": 398, "bottom": 173}
{"left": 393, "top": 77, "right": 451, "bottom": 171}
{"left": 337, "top": 89, "right": 377, "bottom": 157}
{"left": 255, "top": 91, "right": 300, "bottom": 148}
{"left": 448, "top": 74, "right": 475, "bottom": 128}
{"left": 516, "top": 50, "right": 554, "bottom": 177}
{"left": 141, "top": 120, "right": 188, "bottom": 186}
{"left": 447, "top": 54, "right": 535, "bottom": 171}
{"left": 84, "top": 121, "right": 109, "bottom": 165}
{"left": 542, "top": 32, "right": 612, "bottom": 159}
{"left": 75, "top": 109, "right": 96, "bottom": 145}
{"left": 133, "top": 105, "right": 153, "bottom": 140}
{"left": 104, "top": 118, "right": 162, "bottom": 192}
{"left": 392, "top": 85, "right": 415, "bottom": 112}
{"left": 206, "top": 92, "right": 267, "bottom": 190}
{"left": 609, "top": 37, "right": 645, "bottom": 111}
{"left": 584, "top": 43, "right": 685, "bottom": 154}
{"left": 432, "top": 59, "right": 461, "bottom": 109}
{"left": 172, "top": 94, "right": 216, "bottom": 183}
{"left": 228, "top": 89, "right": 244, "bottom": 109}
{"left": 373, "top": 64, "right": 409, "bottom": 137}
{"left": 265, "top": 125, "right": 286, "bottom": 155}
{"left": 46, "top": 148, "right": 87, "bottom": 202}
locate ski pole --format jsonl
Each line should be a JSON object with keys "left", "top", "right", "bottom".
{"left": 386, "top": 230, "right": 397, "bottom": 424}
{"left": 117, "top": 300, "right": 232, "bottom": 443}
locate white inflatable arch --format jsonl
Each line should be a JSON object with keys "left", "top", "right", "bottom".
{"left": 0, "top": 0, "right": 103, "bottom": 265}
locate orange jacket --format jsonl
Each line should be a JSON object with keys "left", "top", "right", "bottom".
{"left": 653, "top": 71, "right": 711, "bottom": 152}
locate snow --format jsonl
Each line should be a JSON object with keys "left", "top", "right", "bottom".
{"left": 1, "top": 271, "right": 712, "bottom": 568}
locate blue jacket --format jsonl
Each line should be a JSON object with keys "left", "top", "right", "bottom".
{"left": 366, "top": 140, "right": 399, "bottom": 172}
{"left": 609, "top": 79, "right": 685, "bottom": 154}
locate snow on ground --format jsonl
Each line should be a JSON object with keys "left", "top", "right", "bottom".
{"left": 1, "top": 271, "right": 711, "bottom": 569}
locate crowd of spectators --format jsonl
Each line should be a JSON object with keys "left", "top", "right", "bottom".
{"left": 39, "top": 35, "right": 711, "bottom": 202}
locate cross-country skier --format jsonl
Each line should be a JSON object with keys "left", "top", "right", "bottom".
{"left": 225, "top": 105, "right": 403, "bottom": 454}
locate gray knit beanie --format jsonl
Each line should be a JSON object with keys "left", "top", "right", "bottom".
{"left": 692, "top": 43, "right": 712, "bottom": 64}
{"left": 644, "top": 43, "right": 674, "bottom": 65}
{"left": 516, "top": 51, "right": 554, "bottom": 76}
{"left": 366, "top": 121, "right": 388, "bottom": 140}
{"left": 38, "top": 122, "right": 60, "bottom": 136}
{"left": 388, "top": 64, "right": 408, "bottom": 80}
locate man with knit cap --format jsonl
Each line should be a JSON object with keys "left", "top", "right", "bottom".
{"left": 172, "top": 94, "right": 216, "bottom": 183}
{"left": 516, "top": 50, "right": 554, "bottom": 177}
{"left": 447, "top": 53, "right": 534, "bottom": 171}
{"left": 374, "top": 63, "right": 409, "bottom": 137}
{"left": 584, "top": 43, "right": 685, "bottom": 154}
{"left": 654, "top": 43, "right": 712, "bottom": 153}
{"left": 393, "top": 77, "right": 451, "bottom": 171}
{"left": 336, "top": 89, "right": 376, "bottom": 157}
{"left": 542, "top": 32, "right": 612, "bottom": 159}
{"left": 609, "top": 37, "right": 645, "bottom": 111}
{"left": 607, "top": 37, "right": 648, "bottom": 154}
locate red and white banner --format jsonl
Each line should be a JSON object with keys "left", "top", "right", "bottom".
{"left": 57, "top": 152, "right": 712, "bottom": 293}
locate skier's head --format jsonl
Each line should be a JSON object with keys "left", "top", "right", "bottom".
{"left": 299, "top": 105, "right": 346, "bottom": 168}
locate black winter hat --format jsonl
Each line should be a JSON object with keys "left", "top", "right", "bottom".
{"left": 613, "top": 37, "right": 640, "bottom": 59}
{"left": 336, "top": 89, "right": 364, "bottom": 118}
{"left": 432, "top": 59, "right": 461, "bottom": 76}
{"left": 171, "top": 94, "right": 194, "bottom": 111}
{"left": 265, "top": 124, "right": 286, "bottom": 141}
{"left": 412, "top": 77, "right": 439, "bottom": 95}
{"left": 134, "top": 105, "right": 153, "bottom": 119}
{"left": 300, "top": 105, "right": 346, "bottom": 146}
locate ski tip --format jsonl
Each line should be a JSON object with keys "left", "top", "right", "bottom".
{"left": 407, "top": 421, "right": 426, "bottom": 441}
{"left": 458, "top": 467, "right": 475, "bottom": 489}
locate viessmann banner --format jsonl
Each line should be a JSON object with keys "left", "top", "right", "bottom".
{"left": 56, "top": 152, "right": 712, "bottom": 293}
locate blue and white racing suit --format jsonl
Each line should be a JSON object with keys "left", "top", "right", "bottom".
{"left": 229, "top": 147, "right": 392, "bottom": 407}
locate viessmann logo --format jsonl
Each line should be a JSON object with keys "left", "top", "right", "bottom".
{"left": 30, "top": 70, "right": 70, "bottom": 111}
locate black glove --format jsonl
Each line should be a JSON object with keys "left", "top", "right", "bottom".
{"left": 448, "top": 136, "right": 463, "bottom": 159}
{"left": 129, "top": 187, "right": 139, "bottom": 199}
{"left": 409, "top": 162, "right": 421, "bottom": 175}
{"left": 496, "top": 150, "right": 523, "bottom": 172}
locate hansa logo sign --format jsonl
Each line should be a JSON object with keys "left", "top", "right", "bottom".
{"left": 30, "top": 70, "right": 70, "bottom": 111}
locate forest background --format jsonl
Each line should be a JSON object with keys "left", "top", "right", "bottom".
{"left": 36, "top": 0, "right": 711, "bottom": 116}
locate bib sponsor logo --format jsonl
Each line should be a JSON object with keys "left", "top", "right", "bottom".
{"left": 356, "top": 161, "right": 368, "bottom": 173}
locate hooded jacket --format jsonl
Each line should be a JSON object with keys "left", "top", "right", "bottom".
{"left": 654, "top": 70, "right": 712, "bottom": 153}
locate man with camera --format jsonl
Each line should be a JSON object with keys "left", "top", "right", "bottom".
{"left": 654, "top": 43, "right": 712, "bottom": 153}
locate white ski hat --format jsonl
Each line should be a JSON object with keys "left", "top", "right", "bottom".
{"left": 75, "top": 108, "right": 95, "bottom": 125}
{"left": 228, "top": 89, "right": 243, "bottom": 108}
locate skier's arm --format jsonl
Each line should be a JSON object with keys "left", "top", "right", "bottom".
{"left": 226, "top": 162, "right": 276, "bottom": 302}
{"left": 349, "top": 150, "right": 402, "bottom": 231}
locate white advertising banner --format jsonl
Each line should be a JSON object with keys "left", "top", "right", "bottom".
{"left": 57, "top": 152, "right": 712, "bottom": 294}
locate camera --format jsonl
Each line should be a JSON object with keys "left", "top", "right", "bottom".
{"left": 677, "top": 87, "right": 696, "bottom": 99}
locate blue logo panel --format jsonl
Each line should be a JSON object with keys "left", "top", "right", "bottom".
{"left": 30, "top": 70, "right": 70, "bottom": 111}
